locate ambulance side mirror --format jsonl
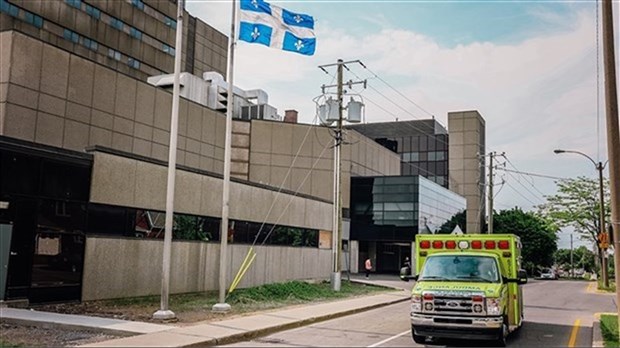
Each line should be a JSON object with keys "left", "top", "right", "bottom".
{"left": 517, "top": 270, "right": 528, "bottom": 285}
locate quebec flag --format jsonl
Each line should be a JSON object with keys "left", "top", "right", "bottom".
{"left": 238, "top": 0, "right": 316, "bottom": 56}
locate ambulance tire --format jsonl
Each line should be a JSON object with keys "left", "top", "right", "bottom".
{"left": 495, "top": 316, "right": 509, "bottom": 347}
{"left": 411, "top": 327, "right": 426, "bottom": 344}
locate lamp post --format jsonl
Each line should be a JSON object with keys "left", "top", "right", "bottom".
{"left": 554, "top": 149, "right": 608, "bottom": 287}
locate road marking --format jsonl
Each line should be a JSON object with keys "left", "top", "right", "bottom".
{"left": 568, "top": 319, "right": 581, "bottom": 347}
{"left": 368, "top": 329, "right": 410, "bottom": 347}
{"left": 586, "top": 282, "right": 595, "bottom": 293}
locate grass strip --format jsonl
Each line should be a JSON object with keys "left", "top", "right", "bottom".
{"left": 600, "top": 314, "right": 619, "bottom": 347}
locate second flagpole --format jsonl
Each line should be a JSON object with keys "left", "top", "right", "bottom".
{"left": 213, "top": 0, "right": 238, "bottom": 313}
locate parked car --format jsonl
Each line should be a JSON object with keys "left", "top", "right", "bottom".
{"left": 540, "top": 268, "right": 558, "bottom": 280}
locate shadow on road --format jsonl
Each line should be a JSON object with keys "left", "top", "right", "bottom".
{"left": 420, "top": 320, "right": 590, "bottom": 347}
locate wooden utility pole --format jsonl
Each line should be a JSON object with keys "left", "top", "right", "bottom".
{"left": 601, "top": 0, "right": 619, "bottom": 331}
{"left": 318, "top": 59, "right": 366, "bottom": 291}
{"left": 488, "top": 152, "right": 494, "bottom": 234}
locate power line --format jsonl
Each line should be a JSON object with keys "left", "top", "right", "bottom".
{"left": 496, "top": 167, "right": 568, "bottom": 181}
{"left": 362, "top": 65, "right": 436, "bottom": 119}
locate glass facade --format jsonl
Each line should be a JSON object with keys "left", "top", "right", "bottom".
{"left": 348, "top": 120, "right": 450, "bottom": 188}
{"left": 350, "top": 175, "right": 465, "bottom": 242}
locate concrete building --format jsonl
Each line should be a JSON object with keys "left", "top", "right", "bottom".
{"left": 0, "top": 0, "right": 484, "bottom": 303}
{"left": 0, "top": 0, "right": 400, "bottom": 304}
{"left": 447, "top": 111, "right": 486, "bottom": 233}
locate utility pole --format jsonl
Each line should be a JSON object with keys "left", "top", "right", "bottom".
{"left": 488, "top": 152, "right": 494, "bottom": 234}
{"left": 601, "top": 0, "right": 620, "bottom": 331}
{"left": 318, "top": 59, "right": 366, "bottom": 291}
{"left": 570, "top": 234, "right": 574, "bottom": 279}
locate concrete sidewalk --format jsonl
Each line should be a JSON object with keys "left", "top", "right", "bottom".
{"left": 80, "top": 291, "right": 409, "bottom": 347}
{"left": 0, "top": 284, "right": 410, "bottom": 347}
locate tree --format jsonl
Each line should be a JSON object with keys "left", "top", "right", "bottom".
{"left": 554, "top": 246, "right": 596, "bottom": 273}
{"left": 438, "top": 210, "right": 467, "bottom": 234}
{"left": 492, "top": 208, "right": 558, "bottom": 274}
{"left": 538, "top": 176, "right": 611, "bottom": 275}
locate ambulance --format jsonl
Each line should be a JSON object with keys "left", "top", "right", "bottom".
{"left": 401, "top": 234, "right": 527, "bottom": 346}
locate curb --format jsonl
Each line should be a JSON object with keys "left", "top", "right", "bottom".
{"left": 206, "top": 294, "right": 410, "bottom": 347}
{"left": 592, "top": 319, "right": 604, "bottom": 348}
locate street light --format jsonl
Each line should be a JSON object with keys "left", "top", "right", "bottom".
{"left": 554, "top": 149, "right": 609, "bottom": 287}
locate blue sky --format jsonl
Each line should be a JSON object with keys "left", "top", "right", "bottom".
{"left": 186, "top": 0, "right": 620, "bottom": 251}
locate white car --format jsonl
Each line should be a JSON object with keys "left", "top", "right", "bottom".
{"left": 540, "top": 269, "right": 558, "bottom": 280}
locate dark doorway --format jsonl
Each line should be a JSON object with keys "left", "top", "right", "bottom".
{"left": 377, "top": 242, "right": 411, "bottom": 273}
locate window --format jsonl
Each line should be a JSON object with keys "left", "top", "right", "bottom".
{"left": 163, "top": 44, "right": 175, "bottom": 56}
{"left": 108, "top": 48, "right": 121, "bottom": 61}
{"left": 164, "top": 16, "right": 176, "bottom": 29}
{"left": 0, "top": 0, "right": 19, "bottom": 17}
{"left": 82, "top": 37, "right": 98, "bottom": 51}
{"left": 24, "top": 12, "right": 43, "bottom": 28}
{"left": 130, "top": 27, "right": 142, "bottom": 40}
{"left": 85, "top": 4, "right": 100, "bottom": 19}
{"left": 65, "top": 0, "right": 81, "bottom": 9}
{"left": 131, "top": 0, "right": 145, "bottom": 10}
{"left": 128, "top": 58, "right": 140, "bottom": 69}
{"left": 110, "top": 17, "right": 123, "bottom": 30}
{"left": 63, "top": 29, "right": 79, "bottom": 43}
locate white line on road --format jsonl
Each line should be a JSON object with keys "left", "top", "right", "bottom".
{"left": 367, "top": 329, "right": 410, "bottom": 347}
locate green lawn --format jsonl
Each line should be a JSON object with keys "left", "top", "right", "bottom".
{"left": 600, "top": 314, "right": 620, "bottom": 347}
{"left": 36, "top": 280, "right": 391, "bottom": 323}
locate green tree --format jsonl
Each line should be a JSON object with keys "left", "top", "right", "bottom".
{"left": 493, "top": 208, "right": 558, "bottom": 273}
{"left": 554, "top": 246, "right": 596, "bottom": 273}
{"left": 538, "top": 176, "right": 611, "bottom": 275}
{"left": 438, "top": 210, "right": 467, "bottom": 234}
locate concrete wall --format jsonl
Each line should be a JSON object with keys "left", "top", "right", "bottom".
{"left": 248, "top": 120, "right": 401, "bottom": 208}
{"left": 448, "top": 110, "right": 486, "bottom": 233}
{"left": 89, "top": 151, "right": 333, "bottom": 232}
{"left": 82, "top": 236, "right": 331, "bottom": 300}
{"left": 1, "top": 31, "right": 225, "bottom": 174}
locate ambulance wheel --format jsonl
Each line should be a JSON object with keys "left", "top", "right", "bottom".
{"left": 412, "top": 327, "right": 426, "bottom": 344}
{"left": 495, "top": 316, "right": 508, "bottom": 347}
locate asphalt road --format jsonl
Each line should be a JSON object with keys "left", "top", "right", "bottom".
{"left": 221, "top": 278, "right": 615, "bottom": 347}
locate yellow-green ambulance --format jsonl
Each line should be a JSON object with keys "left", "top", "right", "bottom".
{"left": 402, "top": 234, "right": 527, "bottom": 346}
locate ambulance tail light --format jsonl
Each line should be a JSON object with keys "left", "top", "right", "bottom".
{"left": 484, "top": 241, "right": 496, "bottom": 249}
{"left": 420, "top": 240, "right": 431, "bottom": 249}
{"left": 432, "top": 241, "right": 444, "bottom": 249}
{"left": 445, "top": 241, "right": 457, "bottom": 249}
{"left": 498, "top": 240, "right": 510, "bottom": 250}
{"left": 471, "top": 240, "right": 482, "bottom": 249}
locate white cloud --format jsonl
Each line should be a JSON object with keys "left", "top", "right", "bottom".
{"left": 185, "top": 2, "right": 619, "bottom": 208}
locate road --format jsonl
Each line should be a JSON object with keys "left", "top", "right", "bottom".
{"left": 222, "top": 278, "right": 615, "bottom": 347}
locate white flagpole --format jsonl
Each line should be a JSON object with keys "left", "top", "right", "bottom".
{"left": 153, "top": 0, "right": 184, "bottom": 321}
{"left": 213, "top": 0, "right": 237, "bottom": 313}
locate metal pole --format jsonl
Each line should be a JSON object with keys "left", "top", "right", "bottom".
{"left": 599, "top": 162, "right": 609, "bottom": 287}
{"left": 570, "top": 234, "right": 574, "bottom": 279}
{"left": 601, "top": 0, "right": 620, "bottom": 331}
{"left": 330, "top": 58, "right": 343, "bottom": 292}
{"left": 153, "top": 0, "right": 184, "bottom": 321}
{"left": 488, "top": 152, "right": 494, "bottom": 234}
{"left": 213, "top": 0, "right": 237, "bottom": 313}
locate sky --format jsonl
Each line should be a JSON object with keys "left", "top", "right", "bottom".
{"left": 186, "top": 0, "right": 620, "bottom": 250}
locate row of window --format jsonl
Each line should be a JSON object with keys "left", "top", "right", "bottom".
{"left": 400, "top": 151, "right": 446, "bottom": 162}
{"left": 2, "top": 0, "right": 152, "bottom": 73}
{"left": 130, "top": 0, "right": 177, "bottom": 30}
{"left": 63, "top": 28, "right": 141, "bottom": 69}
{"left": 1, "top": 0, "right": 43, "bottom": 28}
{"left": 64, "top": 0, "right": 176, "bottom": 57}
